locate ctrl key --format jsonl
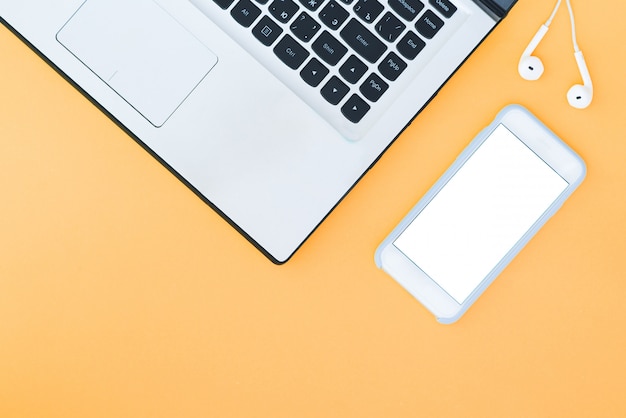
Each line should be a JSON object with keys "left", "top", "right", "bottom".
{"left": 341, "top": 94, "right": 370, "bottom": 123}
{"left": 273, "top": 35, "right": 310, "bottom": 69}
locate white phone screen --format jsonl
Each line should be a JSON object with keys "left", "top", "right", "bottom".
{"left": 393, "top": 124, "right": 568, "bottom": 304}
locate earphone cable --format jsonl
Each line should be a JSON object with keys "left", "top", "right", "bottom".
{"left": 565, "top": 0, "right": 580, "bottom": 52}
{"left": 545, "top": 0, "right": 561, "bottom": 26}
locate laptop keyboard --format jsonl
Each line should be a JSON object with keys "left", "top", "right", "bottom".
{"left": 195, "top": 0, "right": 462, "bottom": 139}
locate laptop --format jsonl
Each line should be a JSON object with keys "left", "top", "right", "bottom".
{"left": 0, "top": 0, "right": 517, "bottom": 263}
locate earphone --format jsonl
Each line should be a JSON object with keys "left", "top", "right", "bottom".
{"left": 518, "top": 0, "right": 593, "bottom": 109}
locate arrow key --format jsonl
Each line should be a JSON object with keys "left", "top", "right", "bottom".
{"left": 341, "top": 94, "right": 370, "bottom": 123}
{"left": 339, "top": 55, "right": 367, "bottom": 84}
{"left": 300, "top": 58, "right": 329, "bottom": 87}
{"left": 321, "top": 76, "right": 349, "bottom": 105}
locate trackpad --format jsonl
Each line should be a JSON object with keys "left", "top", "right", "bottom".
{"left": 57, "top": 0, "right": 217, "bottom": 127}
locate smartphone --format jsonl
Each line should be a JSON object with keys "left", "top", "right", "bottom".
{"left": 375, "top": 105, "right": 586, "bottom": 324}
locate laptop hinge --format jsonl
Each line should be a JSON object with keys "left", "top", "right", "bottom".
{"left": 472, "top": 0, "right": 518, "bottom": 21}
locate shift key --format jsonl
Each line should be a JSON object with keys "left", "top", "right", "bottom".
{"left": 340, "top": 19, "right": 387, "bottom": 64}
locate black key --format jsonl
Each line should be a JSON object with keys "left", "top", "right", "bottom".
{"left": 338, "top": 0, "right": 354, "bottom": 4}
{"left": 353, "top": 0, "right": 384, "bottom": 24}
{"left": 340, "top": 19, "right": 387, "bottom": 63}
{"left": 269, "top": 0, "right": 300, "bottom": 23}
{"left": 300, "top": 58, "right": 330, "bottom": 86}
{"left": 290, "top": 12, "right": 321, "bottom": 42}
{"left": 231, "top": 0, "right": 262, "bottom": 27}
{"left": 255, "top": 0, "right": 271, "bottom": 4}
{"left": 321, "top": 76, "right": 350, "bottom": 105}
{"left": 312, "top": 30, "right": 348, "bottom": 66}
{"left": 378, "top": 51, "right": 407, "bottom": 81}
{"left": 319, "top": 1, "right": 349, "bottom": 31}
{"left": 360, "top": 73, "right": 388, "bottom": 102}
{"left": 415, "top": 9, "right": 444, "bottom": 39}
{"left": 214, "top": 0, "right": 235, "bottom": 9}
{"left": 339, "top": 55, "right": 368, "bottom": 84}
{"left": 429, "top": 0, "right": 456, "bottom": 18}
{"left": 253, "top": 16, "right": 283, "bottom": 46}
{"left": 274, "top": 35, "right": 310, "bottom": 69}
{"left": 388, "top": 0, "right": 424, "bottom": 21}
{"left": 341, "top": 94, "right": 370, "bottom": 123}
{"left": 299, "top": 0, "right": 325, "bottom": 10}
{"left": 375, "top": 12, "right": 406, "bottom": 42}
{"left": 397, "top": 31, "right": 425, "bottom": 59}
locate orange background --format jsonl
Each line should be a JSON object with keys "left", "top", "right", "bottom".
{"left": 1, "top": 1, "right": 625, "bottom": 416}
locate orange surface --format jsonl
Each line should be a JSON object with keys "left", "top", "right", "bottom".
{"left": 1, "top": 1, "right": 625, "bottom": 417}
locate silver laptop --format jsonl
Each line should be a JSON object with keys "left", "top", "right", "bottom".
{"left": 0, "top": 0, "right": 517, "bottom": 263}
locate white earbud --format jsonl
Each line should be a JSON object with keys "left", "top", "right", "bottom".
{"left": 518, "top": 24, "right": 549, "bottom": 81}
{"left": 518, "top": 0, "right": 561, "bottom": 81}
{"left": 564, "top": 0, "right": 593, "bottom": 109}
{"left": 567, "top": 50, "right": 593, "bottom": 109}
{"left": 518, "top": 0, "right": 593, "bottom": 109}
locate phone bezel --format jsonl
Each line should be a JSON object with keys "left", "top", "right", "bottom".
{"left": 375, "top": 105, "right": 586, "bottom": 323}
